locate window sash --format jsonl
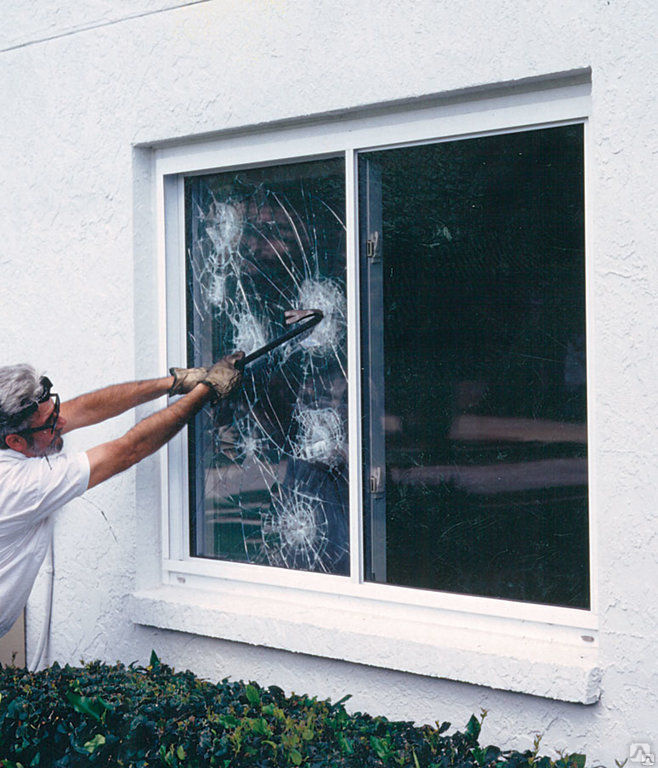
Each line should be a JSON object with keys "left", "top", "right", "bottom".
{"left": 158, "top": 79, "right": 595, "bottom": 629}
{"left": 359, "top": 127, "right": 588, "bottom": 609}
{"left": 183, "top": 158, "right": 350, "bottom": 572}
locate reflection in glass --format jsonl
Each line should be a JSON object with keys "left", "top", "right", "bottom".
{"left": 185, "top": 158, "right": 349, "bottom": 574}
{"left": 361, "top": 125, "right": 589, "bottom": 607}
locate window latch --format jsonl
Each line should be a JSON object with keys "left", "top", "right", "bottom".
{"left": 370, "top": 466, "right": 383, "bottom": 494}
{"left": 367, "top": 231, "right": 380, "bottom": 262}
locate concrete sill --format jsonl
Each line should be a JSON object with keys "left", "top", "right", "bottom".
{"left": 130, "top": 584, "right": 600, "bottom": 704}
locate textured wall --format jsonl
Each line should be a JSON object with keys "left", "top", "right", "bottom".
{"left": 1, "top": 0, "right": 657, "bottom": 763}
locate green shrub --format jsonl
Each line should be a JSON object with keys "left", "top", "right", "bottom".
{"left": 0, "top": 652, "right": 586, "bottom": 768}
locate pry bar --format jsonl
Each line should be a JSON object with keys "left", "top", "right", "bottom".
{"left": 234, "top": 309, "right": 323, "bottom": 371}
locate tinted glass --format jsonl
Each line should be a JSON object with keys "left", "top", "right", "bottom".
{"left": 360, "top": 125, "right": 588, "bottom": 607}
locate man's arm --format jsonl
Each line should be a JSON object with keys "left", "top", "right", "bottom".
{"left": 59, "top": 376, "right": 174, "bottom": 434}
{"left": 84, "top": 353, "right": 243, "bottom": 489}
{"left": 86, "top": 383, "right": 210, "bottom": 489}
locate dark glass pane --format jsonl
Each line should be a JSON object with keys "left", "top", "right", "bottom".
{"left": 185, "top": 158, "right": 349, "bottom": 575}
{"left": 361, "top": 125, "right": 588, "bottom": 607}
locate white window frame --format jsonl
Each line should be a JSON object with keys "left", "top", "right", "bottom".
{"left": 132, "top": 77, "right": 600, "bottom": 703}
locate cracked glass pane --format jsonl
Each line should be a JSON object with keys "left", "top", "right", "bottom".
{"left": 361, "top": 124, "right": 589, "bottom": 607}
{"left": 185, "top": 158, "right": 349, "bottom": 575}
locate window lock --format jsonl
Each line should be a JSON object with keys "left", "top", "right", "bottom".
{"left": 370, "top": 466, "right": 383, "bottom": 493}
{"left": 367, "top": 232, "right": 380, "bottom": 262}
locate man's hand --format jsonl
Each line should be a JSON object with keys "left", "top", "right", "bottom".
{"left": 202, "top": 352, "right": 245, "bottom": 399}
{"left": 169, "top": 366, "right": 207, "bottom": 396}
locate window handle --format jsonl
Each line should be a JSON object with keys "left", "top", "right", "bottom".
{"left": 367, "top": 231, "right": 380, "bottom": 262}
{"left": 370, "top": 466, "right": 383, "bottom": 493}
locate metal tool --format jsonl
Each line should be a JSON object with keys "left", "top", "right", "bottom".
{"left": 234, "top": 309, "right": 323, "bottom": 371}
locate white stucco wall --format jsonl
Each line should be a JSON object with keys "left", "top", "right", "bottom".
{"left": 1, "top": 0, "right": 657, "bottom": 763}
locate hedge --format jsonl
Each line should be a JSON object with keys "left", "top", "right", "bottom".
{"left": 0, "top": 652, "right": 586, "bottom": 768}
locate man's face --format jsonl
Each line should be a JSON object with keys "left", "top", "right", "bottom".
{"left": 23, "top": 398, "right": 66, "bottom": 457}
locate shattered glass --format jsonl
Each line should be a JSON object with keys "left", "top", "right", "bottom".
{"left": 185, "top": 158, "right": 349, "bottom": 575}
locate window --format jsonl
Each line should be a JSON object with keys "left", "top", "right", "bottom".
{"left": 360, "top": 125, "right": 588, "bottom": 609}
{"left": 141, "top": 79, "right": 599, "bottom": 701}
{"left": 173, "top": 122, "right": 587, "bottom": 610}
{"left": 157, "top": 80, "right": 594, "bottom": 646}
{"left": 184, "top": 158, "right": 350, "bottom": 575}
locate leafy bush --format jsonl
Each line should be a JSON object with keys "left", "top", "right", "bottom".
{"left": 0, "top": 652, "right": 585, "bottom": 768}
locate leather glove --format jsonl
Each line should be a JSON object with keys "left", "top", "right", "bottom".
{"left": 169, "top": 366, "right": 208, "bottom": 396}
{"left": 202, "top": 352, "right": 245, "bottom": 399}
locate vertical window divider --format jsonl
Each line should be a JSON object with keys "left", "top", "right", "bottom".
{"left": 162, "top": 171, "right": 190, "bottom": 565}
{"left": 177, "top": 173, "right": 192, "bottom": 563}
{"left": 157, "top": 167, "right": 171, "bottom": 567}
{"left": 345, "top": 147, "right": 364, "bottom": 584}
{"left": 583, "top": 117, "right": 598, "bottom": 618}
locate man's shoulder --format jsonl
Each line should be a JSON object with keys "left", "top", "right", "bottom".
{"left": 0, "top": 449, "right": 88, "bottom": 487}
{"left": 0, "top": 448, "right": 28, "bottom": 470}
{"left": 0, "top": 449, "right": 80, "bottom": 463}
{"left": 0, "top": 449, "right": 64, "bottom": 470}
{"left": 0, "top": 450, "right": 90, "bottom": 521}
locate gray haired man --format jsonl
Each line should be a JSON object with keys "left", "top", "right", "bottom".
{"left": 0, "top": 357, "right": 243, "bottom": 637}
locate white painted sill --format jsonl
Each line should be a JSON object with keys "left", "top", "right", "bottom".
{"left": 129, "top": 582, "right": 600, "bottom": 705}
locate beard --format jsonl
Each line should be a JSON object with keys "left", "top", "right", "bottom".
{"left": 31, "top": 431, "right": 64, "bottom": 457}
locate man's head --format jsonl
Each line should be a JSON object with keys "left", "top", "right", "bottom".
{"left": 0, "top": 364, "right": 66, "bottom": 457}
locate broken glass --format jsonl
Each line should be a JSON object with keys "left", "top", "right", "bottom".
{"left": 185, "top": 158, "right": 349, "bottom": 575}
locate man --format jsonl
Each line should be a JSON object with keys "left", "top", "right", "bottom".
{"left": 0, "top": 355, "right": 243, "bottom": 637}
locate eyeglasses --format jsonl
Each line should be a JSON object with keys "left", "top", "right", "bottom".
{"left": 18, "top": 393, "right": 61, "bottom": 436}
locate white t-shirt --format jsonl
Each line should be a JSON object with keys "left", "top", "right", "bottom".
{"left": 0, "top": 448, "right": 90, "bottom": 637}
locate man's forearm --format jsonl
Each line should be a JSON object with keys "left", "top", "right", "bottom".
{"left": 84, "top": 354, "right": 242, "bottom": 490}
{"left": 118, "top": 384, "right": 210, "bottom": 466}
{"left": 61, "top": 376, "right": 174, "bottom": 433}
{"left": 86, "top": 383, "right": 212, "bottom": 489}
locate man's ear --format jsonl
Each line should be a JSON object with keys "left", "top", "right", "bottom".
{"left": 5, "top": 433, "right": 27, "bottom": 453}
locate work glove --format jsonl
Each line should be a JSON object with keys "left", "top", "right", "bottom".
{"left": 202, "top": 352, "right": 245, "bottom": 399}
{"left": 169, "top": 366, "right": 208, "bottom": 396}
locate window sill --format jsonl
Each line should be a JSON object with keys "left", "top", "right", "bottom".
{"left": 129, "top": 583, "right": 600, "bottom": 704}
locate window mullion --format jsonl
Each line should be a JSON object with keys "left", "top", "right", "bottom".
{"left": 163, "top": 172, "right": 190, "bottom": 562}
{"left": 358, "top": 156, "right": 387, "bottom": 584}
{"left": 345, "top": 148, "right": 363, "bottom": 584}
